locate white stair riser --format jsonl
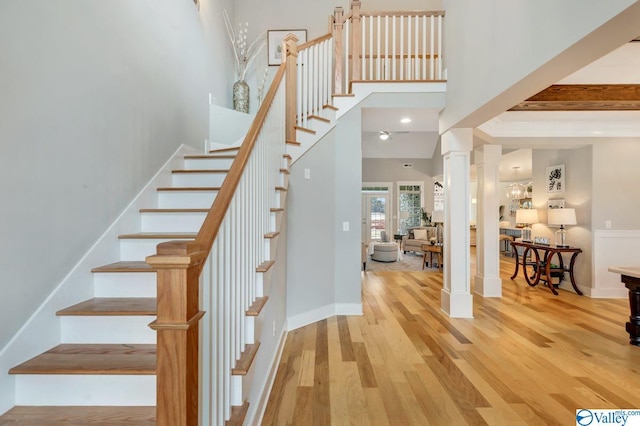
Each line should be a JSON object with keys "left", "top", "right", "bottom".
{"left": 94, "top": 273, "right": 156, "bottom": 298}
{"left": 60, "top": 316, "right": 156, "bottom": 344}
{"left": 231, "top": 376, "right": 243, "bottom": 407}
{"left": 140, "top": 212, "right": 206, "bottom": 233}
{"left": 15, "top": 375, "right": 155, "bottom": 406}
{"left": 172, "top": 173, "right": 227, "bottom": 187}
{"left": 119, "top": 238, "right": 194, "bottom": 261}
{"left": 184, "top": 158, "right": 234, "bottom": 170}
{"left": 158, "top": 191, "right": 217, "bottom": 209}
{"left": 245, "top": 317, "right": 255, "bottom": 345}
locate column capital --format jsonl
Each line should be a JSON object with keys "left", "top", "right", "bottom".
{"left": 474, "top": 144, "right": 502, "bottom": 166}
{"left": 441, "top": 128, "right": 473, "bottom": 155}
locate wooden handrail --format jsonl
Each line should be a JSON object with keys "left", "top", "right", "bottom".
{"left": 171, "top": 63, "right": 287, "bottom": 260}
{"left": 360, "top": 10, "right": 445, "bottom": 17}
{"left": 298, "top": 33, "right": 332, "bottom": 51}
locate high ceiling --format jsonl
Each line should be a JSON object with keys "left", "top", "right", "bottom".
{"left": 361, "top": 41, "right": 640, "bottom": 181}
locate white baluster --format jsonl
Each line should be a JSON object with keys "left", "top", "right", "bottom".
{"left": 430, "top": 15, "right": 435, "bottom": 80}
{"left": 345, "top": 20, "right": 350, "bottom": 91}
{"left": 438, "top": 15, "right": 443, "bottom": 79}
{"left": 392, "top": 16, "right": 396, "bottom": 80}
{"left": 422, "top": 15, "right": 427, "bottom": 80}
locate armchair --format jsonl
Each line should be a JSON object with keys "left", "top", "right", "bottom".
{"left": 402, "top": 226, "right": 436, "bottom": 254}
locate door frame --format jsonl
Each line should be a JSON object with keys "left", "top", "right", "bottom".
{"left": 362, "top": 182, "right": 393, "bottom": 245}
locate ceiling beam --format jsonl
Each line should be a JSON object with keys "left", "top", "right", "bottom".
{"left": 509, "top": 84, "right": 640, "bottom": 111}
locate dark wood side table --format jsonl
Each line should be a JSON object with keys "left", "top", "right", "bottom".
{"left": 394, "top": 234, "right": 405, "bottom": 250}
{"left": 421, "top": 243, "right": 443, "bottom": 271}
{"left": 510, "top": 241, "right": 583, "bottom": 296}
{"left": 608, "top": 266, "right": 640, "bottom": 346}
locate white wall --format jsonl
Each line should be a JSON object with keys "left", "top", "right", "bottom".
{"left": 592, "top": 139, "right": 640, "bottom": 230}
{"left": 0, "top": 0, "right": 232, "bottom": 350}
{"left": 440, "top": 0, "right": 640, "bottom": 132}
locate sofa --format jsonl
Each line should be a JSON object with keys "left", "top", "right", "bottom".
{"left": 402, "top": 226, "right": 437, "bottom": 253}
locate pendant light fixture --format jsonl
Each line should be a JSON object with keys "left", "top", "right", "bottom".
{"left": 506, "top": 166, "right": 528, "bottom": 200}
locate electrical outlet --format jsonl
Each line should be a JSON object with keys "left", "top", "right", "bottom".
{"left": 605, "top": 220, "right": 612, "bottom": 229}
{"left": 304, "top": 168, "right": 311, "bottom": 179}
{"left": 343, "top": 222, "right": 349, "bottom": 231}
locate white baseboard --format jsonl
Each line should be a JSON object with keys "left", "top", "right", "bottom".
{"left": 286, "top": 303, "right": 363, "bottom": 331}
{"left": 249, "top": 326, "right": 288, "bottom": 426}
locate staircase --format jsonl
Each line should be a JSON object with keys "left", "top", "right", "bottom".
{"left": 0, "top": 144, "right": 289, "bottom": 424}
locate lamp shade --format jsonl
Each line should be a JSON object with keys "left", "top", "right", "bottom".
{"left": 515, "top": 209, "right": 538, "bottom": 225}
{"left": 431, "top": 210, "right": 444, "bottom": 224}
{"left": 548, "top": 208, "right": 577, "bottom": 226}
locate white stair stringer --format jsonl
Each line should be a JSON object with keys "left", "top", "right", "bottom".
{"left": 286, "top": 106, "right": 337, "bottom": 165}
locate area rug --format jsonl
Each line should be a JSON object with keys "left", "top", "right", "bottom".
{"left": 365, "top": 251, "right": 440, "bottom": 272}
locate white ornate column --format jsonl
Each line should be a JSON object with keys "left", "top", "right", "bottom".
{"left": 474, "top": 144, "right": 503, "bottom": 297}
{"left": 441, "top": 128, "right": 473, "bottom": 318}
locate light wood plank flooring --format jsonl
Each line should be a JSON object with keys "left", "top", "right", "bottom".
{"left": 263, "top": 252, "right": 640, "bottom": 425}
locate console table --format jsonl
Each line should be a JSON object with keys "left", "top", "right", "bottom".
{"left": 608, "top": 266, "right": 640, "bottom": 346}
{"left": 421, "top": 243, "right": 442, "bottom": 271}
{"left": 510, "top": 241, "right": 583, "bottom": 296}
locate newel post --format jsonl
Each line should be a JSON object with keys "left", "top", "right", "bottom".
{"left": 333, "top": 7, "right": 344, "bottom": 95}
{"left": 350, "top": 1, "right": 362, "bottom": 84}
{"left": 146, "top": 241, "right": 206, "bottom": 426}
{"left": 284, "top": 34, "right": 299, "bottom": 142}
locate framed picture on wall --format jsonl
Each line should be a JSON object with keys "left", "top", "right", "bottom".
{"left": 433, "top": 181, "right": 444, "bottom": 211}
{"left": 546, "top": 164, "right": 565, "bottom": 193}
{"left": 267, "top": 29, "right": 307, "bottom": 65}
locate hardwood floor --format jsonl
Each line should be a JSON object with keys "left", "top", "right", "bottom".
{"left": 262, "top": 252, "right": 640, "bottom": 425}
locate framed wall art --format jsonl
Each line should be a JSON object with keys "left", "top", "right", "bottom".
{"left": 267, "top": 29, "right": 307, "bottom": 65}
{"left": 546, "top": 164, "right": 565, "bottom": 193}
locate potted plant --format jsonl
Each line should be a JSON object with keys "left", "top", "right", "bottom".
{"left": 420, "top": 208, "right": 432, "bottom": 226}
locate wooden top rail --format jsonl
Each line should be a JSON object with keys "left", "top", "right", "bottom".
{"left": 298, "top": 33, "right": 332, "bottom": 50}
{"left": 154, "top": 63, "right": 287, "bottom": 262}
{"left": 360, "top": 10, "right": 445, "bottom": 18}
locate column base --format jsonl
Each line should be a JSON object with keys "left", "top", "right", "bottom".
{"left": 474, "top": 274, "right": 503, "bottom": 297}
{"left": 441, "top": 289, "right": 473, "bottom": 318}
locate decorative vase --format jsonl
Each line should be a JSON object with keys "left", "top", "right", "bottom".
{"left": 233, "top": 80, "right": 250, "bottom": 113}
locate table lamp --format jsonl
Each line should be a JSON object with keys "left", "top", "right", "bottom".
{"left": 515, "top": 209, "right": 538, "bottom": 242}
{"left": 547, "top": 208, "right": 577, "bottom": 247}
{"left": 431, "top": 210, "right": 444, "bottom": 245}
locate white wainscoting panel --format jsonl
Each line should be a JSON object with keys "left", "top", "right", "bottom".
{"left": 593, "top": 230, "right": 640, "bottom": 298}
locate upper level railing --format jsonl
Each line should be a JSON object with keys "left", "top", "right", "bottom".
{"left": 332, "top": 1, "right": 445, "bottom": 95}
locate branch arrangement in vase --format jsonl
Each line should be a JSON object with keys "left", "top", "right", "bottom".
{"left": 223, "top": 10, "right": 266, "bottom": 81}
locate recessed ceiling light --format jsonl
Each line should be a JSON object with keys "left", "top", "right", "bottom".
{"left": 401, "top": 118, "right": 411, "bottom": 123}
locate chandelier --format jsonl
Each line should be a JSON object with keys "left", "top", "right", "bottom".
{"left": 506, "top": 167, "right": 528, "bottom": 200}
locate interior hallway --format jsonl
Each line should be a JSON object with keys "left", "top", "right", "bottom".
{"left": 262, "top": 250, "right": 640, "bottom": 425}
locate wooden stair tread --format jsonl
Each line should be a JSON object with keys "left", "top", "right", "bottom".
{"left": 9, "top": 344, "right": 156, "bottom": 375}
{"left": 279, "top": 168, "right": 290, "bottom": 175}
{"left": 184, "top": 154, "right": 236, "bottom": 159}
{"left": 139, "top": 208, "right": 209, "bottom": 213}
{"left": 264, "top": 231, "right": 280, "bottom": 239}
{"left": 275, "top": 186, "right": 287, "bottom": 191}
{"left": 332, "top": 93, "right": 355, "bottom": 97}
{"left": 256, "top": 260, "right": 275, "bottom": 273}
{"left": 246, "top": 297, "right": 268, "bottom": 317}
{"left": 285, "top": 139, "right": 301, "bottom": 146}
{"left": 0, "top": 406, "right": 155, "bottom": 425}
{"left": 91, "top": 261, "right": 154, "bottom": 273}
{"left": 308, "top": 114, "right": 331, "bottom": 123}
{"left": 231, "top": 342, "right": 260, "bottom": 375}
{"left": 209, "top": 146, "right": 240, "bottom": 153}
{"left": 157, "top": 186, "right": 220, "bottom": 191}
{"left": 172, "top": 169, "right": 229, "bottom": 174}
{"left": 57, "top": 298, "right": 156, "bottom": 316}
{"left": 270, "top": 207, "right": 284, "bottom": 212}
{"left": 226, "top": 401, "right": 249, "bottom": 426}
{"left": 118, "top": 232, "right": 197, "bottom": 239}
{"left": 283, "top": 154, "right": 292, "bottom": 159}
{"left": 294, "top": 125, "right": 316, "bottom": 135}
{"left": 323, "top": 103, "right": 339, "bottom": 111}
